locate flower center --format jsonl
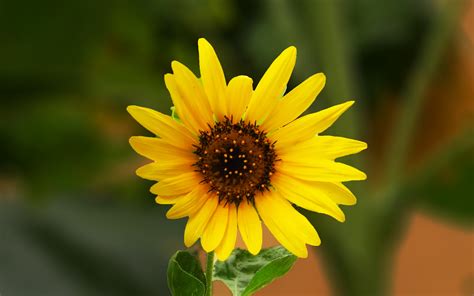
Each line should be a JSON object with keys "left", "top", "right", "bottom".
{"left": 194, "top": 118, "right": 277, "bottom": 205}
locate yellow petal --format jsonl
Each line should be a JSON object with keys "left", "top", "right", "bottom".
{"left": 277, "top": 160, "right": 367, "bottom": 182}
{"left": 272, "top": 173, "right": 345, "bottom": 222}
{"left": 198, "top": 38, "right": 227, "bottom": 120}
{"left": 237, "top": 201, "right": 262, "bottom": 255}
{"left": 136, "top": 160, "right": 194, "bottom": 181}
{"left": 201, "top": 204, "right": 229, "bottom": 252}
{"left": 245, "top": 46, "right": 297, "bottom": 123}
{"left": 255, "top": 191, "right": 320, "bottom": 258}
{"left": 271, "top": 101, "right": 354, "bottom": 148}
{"left": 225, "top": 75, "right": 253, "bottom": 121}
{"left": 127, "top": 106, "right": 196, "bottom": 149}
{"left": 150, "top": 172, "right": 201, "bottom": 196}
{"left": 278, "top": 135, "right": 367, "bottom": 161}
{"left": 309, "top": 182, "right": 357, "bottom": 205}
{"left": 184, "top": 196, "right": 218, "bottom": 247}
{"left": 165, "top": 68, "right": 213, "bottom": 133}
{"left": 129, "top": 136, "right": 193, "bottom": 161}
{"left": 155, "top": 195, "right": 183, "bottom": 205}
{"left": 261, "top": 73, "right": 326, "bottom": 132}
{"left": 166, "top": 186, "right": 209, "bottom": 219}
{"left": 215, "top": 204, "right": 237, "bottom": 261}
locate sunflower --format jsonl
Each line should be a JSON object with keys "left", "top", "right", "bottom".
{"left": 128, "top": 38, "right": 367, "bottom": 260}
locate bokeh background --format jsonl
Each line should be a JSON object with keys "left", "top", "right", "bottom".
{"left": 1, "top": 0, "right": 473, "bottom": 295}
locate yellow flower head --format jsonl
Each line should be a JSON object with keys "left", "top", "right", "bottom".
{"left": 128, "top": 38, "right": 367, "bottom": 260}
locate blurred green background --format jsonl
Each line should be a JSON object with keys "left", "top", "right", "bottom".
{"left": 0, "top": 0, "right": 472, "bottom": 295}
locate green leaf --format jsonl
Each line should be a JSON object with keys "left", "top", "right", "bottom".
{"left": 213, "top": 246, "right": 297, "bottom": 296}
{"left": 167, "top": 250, "right": 206, "bottom": 296}
{"left": 411, "top": 133, "right": 474, "bottom": 226}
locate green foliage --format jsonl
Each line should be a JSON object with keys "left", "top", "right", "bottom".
{"left": 213, "top": 246, "right": 297, "bottom": 296}
{"left": 0, "top": 199, "right": 184, "bottom": 295}
{"left": 412, "top": 133, "right": 474, "bottom": 226}
{"left": 167, "top": 251, "right": 206, "bottom": 296}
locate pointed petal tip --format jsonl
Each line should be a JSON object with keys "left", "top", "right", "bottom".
{"left": 135, "top": 166, "right": 145, "bottom": 178}
{"left": 334, "top": 100, "right": 355, "bottom": 115}
{"left": 279, "top": 46, "right": 297, "bottom": 61}
{"left": 171, "top": 60, "right": 185, "bottom": 73}
{"left": 233, "top": 75, "right": 253, "bottom": 83}
{"left": 126, "top": 105, "right": 140, "bottom": 116}
{"left": 184, "top": 239, "right": 194, "bottom": 248}
{"left": 198, "top": 37, "right": 211, "bottom": 47}
{"left": 308, "top": 192, "right": 346, "bottom": 222}
{"left": 165, "top": 208, "right": 176, "bottom": 219}
{"left": 313, "top": 72, "right": 326, "bottom": 82}
{"left": 313, "top": 239, "right": 322, "bottom": 247}
{"left": 200, "top": 242, "right": 214, "bottom": 253}
{"left": 345, "top": 100, "right": 355, "bottom": 107}
{"left": 295, "top": 247, "right": 308, "bottom": 258}
{"left": 337, "top": 213, "right": 346, "bottom": 223}
{"left": 215, "top": 253, "right": 229, "bottom": 262}
{"left": 285, "top": 45, "right": 297, "bottom": 55}
{"left": 184, "top": 221, "right": 197, "bottom": 247}
{"left": 150, "top": 183, "right": 159, "bottom": 194}
{"left": 170, "top": 60, "right": 179, "bottom": 70}
{"left": 310, "top": 72, "right": 326, "bottom": 89}
{"left": 248, "top": 247, "right": 261, "bottom": 256}
{"left": 361, "top": 141, "right": 368, "bottom": 150}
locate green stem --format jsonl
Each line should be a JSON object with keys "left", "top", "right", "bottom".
{"left": 381, "top": 0, "right": 464, "bottom": 205}
{"left": 302, "top": 0, "right": 360, "bottom": 139}
{"left": 205, "top": 251, "right": 215, "bottom": 296}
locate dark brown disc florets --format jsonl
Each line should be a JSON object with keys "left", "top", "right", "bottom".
{"left": 193, "top": 117, "right": 277, "bottom": 205}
